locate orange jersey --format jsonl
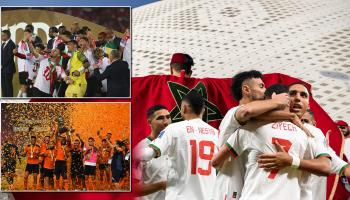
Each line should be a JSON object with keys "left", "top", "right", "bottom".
{"left": 40, "top": 143, "right": 48, "bottom": 153}
{"left": 24, "top": 144, "right": 40, "bottom": 164}
{"left": 99, "top": 146, "right": 112, "bottom": 164}
{"left": 55, "top": 141, "right": 70, "bottom": 161}
{"left": 39, "top": 143, "right": 48, "bottom": 162}
{"left": 43, "top": 149, "right": 55, "bottom": 169}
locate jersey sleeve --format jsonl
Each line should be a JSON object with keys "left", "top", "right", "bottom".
{"left": 149, "top": 127, "right": 173, "bottom": 158}
{"left": 225, "top": 128, "right": 248, "bottom": 158}
{"left": 218, "top": 106, "right": 242, "bottom": 147}
{"left": 327, "top": 146, "right": 349, "bottom": 175}
{"left": 344, "top": 139, "right": 350, "bottom": 161}
{"left": 308, "top": 139, "right": 331, "bottom": 159}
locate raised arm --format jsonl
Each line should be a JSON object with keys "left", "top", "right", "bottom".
{"left": 236, "top": 93, "right": 289, "bottom": 123}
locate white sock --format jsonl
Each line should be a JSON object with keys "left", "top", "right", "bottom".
{"left": 17, "top": 90, "right": 22, "bottom": 97}
{"left": 22, "top": 92, "right": 27, "bottom": 97}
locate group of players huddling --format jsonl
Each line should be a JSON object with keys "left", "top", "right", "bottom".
{"left": 135, "top": 68, "right": 350, "bottom": 200}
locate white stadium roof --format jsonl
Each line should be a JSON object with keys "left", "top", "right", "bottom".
{"left": 133, "top": 0, "right": 350, "bottom": 123}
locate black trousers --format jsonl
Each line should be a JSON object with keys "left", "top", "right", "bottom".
{"left": 1, "top": 72, "right": 13, "bottom": 97}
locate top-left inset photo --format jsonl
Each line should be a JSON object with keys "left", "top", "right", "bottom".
{"left": 1, "top": 7, "right": 130, "bottom": 98}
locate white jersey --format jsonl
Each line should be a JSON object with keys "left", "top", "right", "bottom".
{"left": 135, "top": 137, "right": 169, "bottom": 200}
{"left": 213, "top": 106, "right": 245, "bottom": 200}
{"left": 150, "top": 118, "right": 219, "bottom": 200}
{"left": 122, "top": 39, "right": 131, "bottom": 68}
{"left": 84, "top": 48, "right": 96, "bottom": 77}
{"left": 18, "top": 53, "right": 38, "bottom": 81}
{"left": 345, "top": 138, "right": 350, "bottom": 161}
{"left": 97, "top": 57, "right": 109, "bottom": 93}
{"left": 301, "top": 124, "right": 347, "bottom": 200}
{"left": 33, "top": 56, "right": 67, "bottom": 94}
{"left": 17, "top": 40, "right": 31, "bottom": 72}
{"left": 226, "top": 121, "right": 309, "bottom": 200}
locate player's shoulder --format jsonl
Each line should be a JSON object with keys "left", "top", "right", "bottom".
{"left": 222, "top": 106, "right": 240, "bottom": 119}
{"left": 304, "top": 124, "right": 324, "bottom": 138}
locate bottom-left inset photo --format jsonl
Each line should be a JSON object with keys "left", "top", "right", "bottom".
{"left": 1, "top": 103, "right": 130, "bottom": 192}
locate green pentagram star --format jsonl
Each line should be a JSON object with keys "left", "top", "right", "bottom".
{"left": 167, "top": 81, "right": 223, "bottom": 123}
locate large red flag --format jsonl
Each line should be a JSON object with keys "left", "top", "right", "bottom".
{"left": 131, "top": 73, "right": 345, "bottom": 199}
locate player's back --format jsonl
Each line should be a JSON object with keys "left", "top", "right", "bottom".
{"left": 228, "top": 121, "right": 308, "bottom": 200}
{"left": 153, "top": 118, "right": 219, "bottom": 200}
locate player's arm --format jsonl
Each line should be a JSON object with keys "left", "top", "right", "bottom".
{"left": 212, "top": 129, "right": 244, "bottom": 169}
{"left": 342, "top": 165, "right": 350, "bottom": 178}
{"left": 258, "top": 141, "right": 331, "bottom": 176}
{"left": 75, "top": 133, "right": 84, "bottom": 148}
{"left": 136, "top": 129, "right": 172, "bottom": 162}
{"left": 211, "top": 143, "right": 233, "bottom": 169}
{"left": 236, "top": 93, "right": 289, "bottom": 123}
{"left": 97, "top": 129, "right": 103, "bottom": 140}
{"left": 134, "top": 181, "right": 166, "bottom": 196}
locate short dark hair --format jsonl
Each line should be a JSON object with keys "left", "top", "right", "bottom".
{"left": 63, "top": 31, "right": 72, "bottom": 38}
{"left": 49, "top": 26, "right": 59, "bottom": 33}
{"left": 102, "top": 139, "right": 107, "bottom": 142}
{"left": 231, "top": 70, "right": 263, "bottom": 101}
{"left": 58, "top": 25, "right": 66, "bottom": 30}
{"left": 25, "top": 24, "right": 34, "bottom": 32}
{"left": 35, "top": 43, "right": 45, "bottom": 50}
{"left": 265, "top": 84, "right": 288, "bottom": 99}
{"left": 182, "top": 90, "right": 204, "bottom": 116}
{"left": 44, "top": 135, "right": 50, "bottom": 138}
{"left": 82, "top": 26, "right": 91, "bottom": 32}
{"left": 147, "top": 104, "right": 168, "bottom": 119}
{"left": 88, "top": 137, "right": 94, "bottom": 141}
{"left": 24, "top": 29, "right": 32, "bottom": 34}
{"left": 80, "top": 36, "right": 89, "bottom": 42}
{"left": 77, "top": 29, "right": 87, "bottom": 35}
{"left": 31, "top": 135, "right": 37, "bottom": 139}
{"left": 288, "top": 82, "right": 312, "bottom": 97}
{"left": 183, "top": 54, "right": 194, "bottom": 74}
{"left": 56, "top": 43, "right": 66, "bottom": 55}
{"left": 2, "top": 30, "right": 11, "bottom": 38}
{"left": 67, "top": 40, "right": 78, "bottom": 47}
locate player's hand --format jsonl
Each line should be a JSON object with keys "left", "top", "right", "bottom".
{"left": 13, "top": 48, "right": 18, "bottom": 54}
{"left": 72, "top": 70, "right": 80, "bottom": 77}
{"left": 292, "top": 116, "right": 314, "bottom": 138}
{"left": 343, "top": 165, "right": 350, "bottom": 178}
{"left": 271, "top": 93, "right": 289, "bottom": 110}
{"left": 257, "top": 141, "right": 293, "bottom": 170}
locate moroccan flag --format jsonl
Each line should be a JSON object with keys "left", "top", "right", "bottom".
{"left": 131, "top": 73, "right": 345, "bottom": 199}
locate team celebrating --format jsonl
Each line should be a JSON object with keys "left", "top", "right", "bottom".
{"left": 1, "top": 22, "right": 130, "bottom": 98}
{"left": 134, "top": 67, "right": 350, "bottom": 199}
{"left": 2, "top": 126, "right": 130, "bottom": 191}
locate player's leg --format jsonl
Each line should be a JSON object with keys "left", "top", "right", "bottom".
{"left": 24, "top": 165, "right": 30, "bottom": 190}
{"left": 106, "top": 165, "right": 111, "bottom": 190}
{"left": 32, "top": 164, "right": 39, "bottom": 190}
{"left": 91, "top": 166, "right": 96, "bottom": 190}
{"left": 62, "top": 161, "right": 69, "bottom": 191}
{"left": 39, "top": 164, "right": 45, "bottom": 189}
{"left": 54, "top": 161, "right": 61, "bottom": 190}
